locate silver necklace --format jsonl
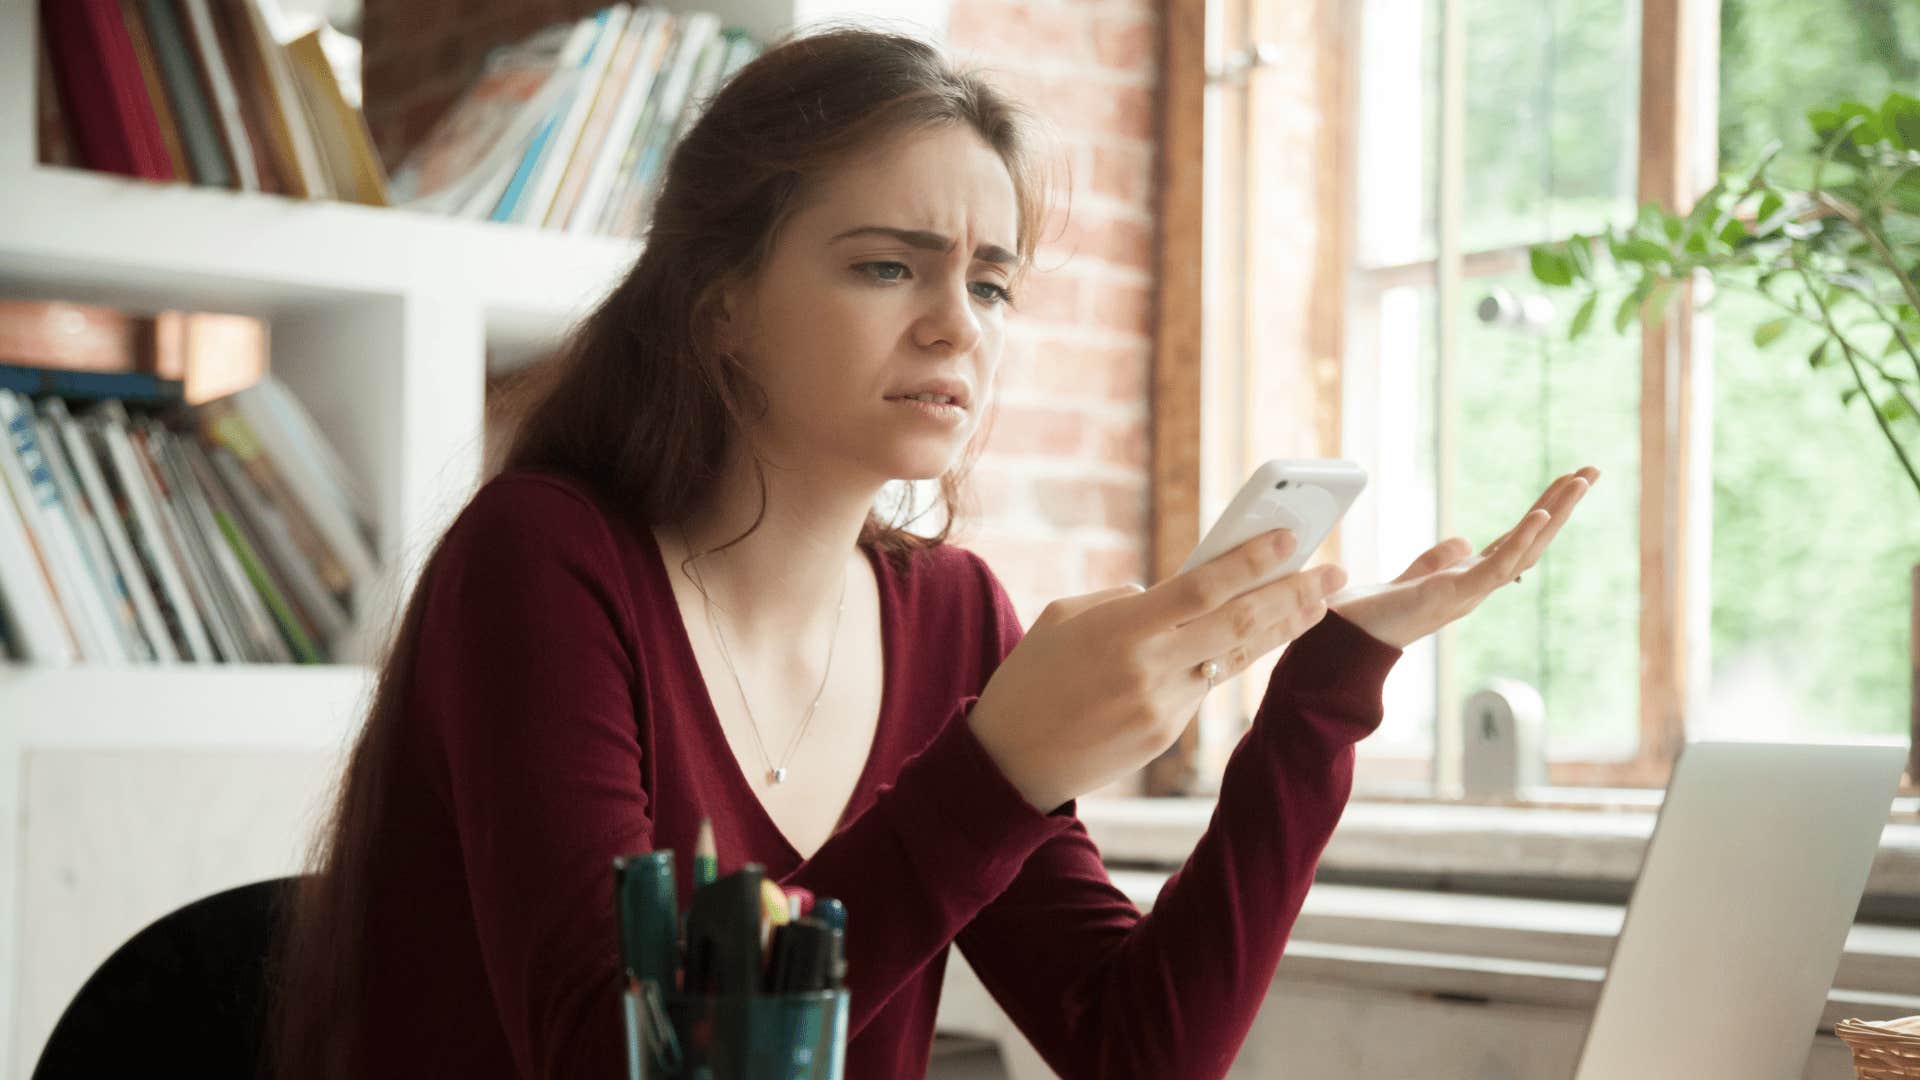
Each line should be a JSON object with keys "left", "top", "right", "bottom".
{"left": 679, "top": 524, "right": 848, "bottom": 786}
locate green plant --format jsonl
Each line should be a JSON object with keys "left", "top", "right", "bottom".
{"left": 1527, "top": 91, "right": 1920, "bottom": 505}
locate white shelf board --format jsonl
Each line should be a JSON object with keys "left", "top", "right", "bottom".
{"left": 0, "top": 165, "right": 636, "bottom": 350}
{"left": 1, "top": 662, "right": 375, "bottom": 751}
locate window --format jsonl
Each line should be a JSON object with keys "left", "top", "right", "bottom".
{"left": 1183, "top": 0, "right": 1916, "bottom": 797}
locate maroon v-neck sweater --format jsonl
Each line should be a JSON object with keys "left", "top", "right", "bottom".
{"left": 355, "top": 469, "right": 1402, "bottom": 1079}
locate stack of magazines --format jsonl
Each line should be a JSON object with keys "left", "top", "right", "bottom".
{"left": 0, "top": 376, "right": 379, "bottom": 666}
{"left": 388, "top": 4, "right": 758, "bottom": 237}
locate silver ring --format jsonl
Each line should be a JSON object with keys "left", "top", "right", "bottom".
{"left": 1199, "top": 659, "right": 1221, "bottom": 691}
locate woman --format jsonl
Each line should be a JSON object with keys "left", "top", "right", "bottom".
{"left": 267, "top": 25, "right": 1596, "bottom": 1080}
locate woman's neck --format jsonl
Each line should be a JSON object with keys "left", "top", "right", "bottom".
{"left": 663, "top": 456, "right": 878, "bottom": 656}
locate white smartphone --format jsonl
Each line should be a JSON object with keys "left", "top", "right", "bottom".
{"left": 1178, "top": 458, "right": 1368, "bottom": 589}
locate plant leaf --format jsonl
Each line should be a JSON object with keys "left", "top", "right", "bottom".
{"left": 1569, "top": 293, "right": 1599, "bottom": 340}
{"left": 1754, "top": 318, "right": 1791, "bottom": 347}
{"left": 1530, "top": 245, "right": 1575, "bottom": 287}
{"left": 1809, "top": 341, "right": 1830, "bottom": 369}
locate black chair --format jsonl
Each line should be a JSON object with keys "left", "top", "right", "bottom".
{"left": 31, "top": 876, "right": 298, "bottom": 1080}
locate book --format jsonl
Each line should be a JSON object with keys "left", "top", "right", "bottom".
{"left": 545, "top": 8, "right": 654, "bottom": 229}
{"left": 234, "top": 377, "right": 376, "bottom": 558}
{"left": 204, "top": 0, "right": 296, "bottom": 196}
{"left": 514, "top": 4, "right": 631, "bottom": 227}
{"left": 0, "top": 411, "right": 79, "bottom": 663}
{"left": 489, "top": 14, "right": 605, "bottom": 223}
{"left": 0, "top": 365, "right": 185, "bottom": 406}
{"left": 89, "top": 401, "right": 215, "bottom": 661}
{"left": 33, "top": 408, "right": 153, "bottom": 661}
{"left": 36, "top": 30, "right": 76, "bottom": 169}
{"left": 0, "top": 299, "right": 144, "bottom": 373}
{"left": 127, "top": 416, "right": 246, "bottom": 661}
{"left": 193, "top": 397, "right": 353, "bottom": 602}
{"left": 136, "top": 0, "right": 234, "bottom": 188}
{"left": 39, "top": 0, "right": 176, "bottom": 181}
{"left": 203, "top": 442, "right": 350, "bottom": 650}
{"left": 566, "top": 10, "right": 676, "bottom": 234}
{"left": 612, "top": 13, "right": 723, "bottom": 237}
{"left": 44, "top": 398, "right": 180, "bottom": 662}
{"left": 388, "top": 20, "right": 580, "bottom": 216}
{"left": 148, "top": 421, "right": 291, "bottom": 662}
{"left": 234, "top": 0, "right": 335, "bottom": 199}
{"left": 176, "top": 432, "right": 323, "bottom": 662}
{"left": 117, "top": 0, "right": 191, "bottom": 180}
{"left": 0, "top": 390, "right": 124, "bottom": 661}
{"left": 283, "top": 26, "right": 390, "bottom": 206}
{"left": 177, "top": 0, "right": 264, "bottom": 192}
{"left": 150, "top": 310, "right": 268, "bottom": 404}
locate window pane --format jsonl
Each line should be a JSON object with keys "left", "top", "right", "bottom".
{"left": 1353, "top": 0, "right": 1441, "bottom": 268}
{"left": 1345, "top": 282, "right": 1443, "bottom": 762}
{"left": 1709, "top": 0, "right": 1920, "bottom": 739}
{"left": 1462, "top": 0, "right": 1641, "bottom": 253}
{"left": 1451, "top": 271, "right": 1642, "bottom": 755}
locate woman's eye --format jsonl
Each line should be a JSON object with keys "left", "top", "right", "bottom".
{"left": 970, "top": 281, "right": 1015, "bottom": 306}
{"left": 858, "top": 261, "right": 909, "bottom": 282}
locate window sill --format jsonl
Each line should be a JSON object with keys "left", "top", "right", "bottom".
{"left": 1092, "top": 873, "right": 1920, "bottom": 1027}
{"left": 1078, "top": 795, "right": 1920, "bottom": 908}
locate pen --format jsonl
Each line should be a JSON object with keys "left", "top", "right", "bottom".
{"left": 694, "top": 818, "right": 718, "bottom": 889}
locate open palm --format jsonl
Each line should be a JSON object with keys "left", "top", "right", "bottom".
{"left": 1329, "top": 467, "right": 1601, "bottom": 649}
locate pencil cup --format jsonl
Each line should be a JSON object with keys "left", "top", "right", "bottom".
{"left": 634, "top": 988, "right": 849, "bottom": 1079}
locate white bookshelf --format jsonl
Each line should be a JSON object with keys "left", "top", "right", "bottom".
{"left": 0, "top": 0, "right": 952, "bottom": 1071}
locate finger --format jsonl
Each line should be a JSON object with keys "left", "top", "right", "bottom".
{"left": 1139, "top": 527, "right": 1298, "bottom": 627}
{"left": 1478, "top": 466, "right": 1600, "bottom": 557}
{"left": 1032, "top": 584, "right": 1147, "bottom": 629}
{"left": 1479, "top": 473, "right": 1579, "bottom": 557}
{"left": 1466, "top": 509, "right": 1551, "bottom": 591}
{"left": 1513, "top": 477, "right": 1595, "bottom": 570}
{"left": 1393, "top": 537, "right": 1472, "bottom": 584}
{"left": 1161, "top": 562, "right": 1347, "bottom": 674}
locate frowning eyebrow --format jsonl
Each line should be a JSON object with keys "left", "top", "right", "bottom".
{"left": 829, "top": 225, "right": 1017, "bottom": 266}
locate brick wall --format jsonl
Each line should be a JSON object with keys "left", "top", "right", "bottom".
{"left": 364, "top": 2, "right": 1164, "bottom": 630}
{"left": 943, "top": 2, "right": 1160, "bottom": 627}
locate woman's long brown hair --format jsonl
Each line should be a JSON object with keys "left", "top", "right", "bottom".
{"left": 263, "top": 23, "right": 1059, "bottom": 1079}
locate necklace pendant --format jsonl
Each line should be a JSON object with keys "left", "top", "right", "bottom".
{"left": 770, "top": 767, "right": 788, "bottom": 785}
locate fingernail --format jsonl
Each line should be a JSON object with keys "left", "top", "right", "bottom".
{"left": 1273, "top": 530, "right": 1294, "bottom": 553}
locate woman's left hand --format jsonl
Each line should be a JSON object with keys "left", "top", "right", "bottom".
{"left": 1328, "top": 466, "right": 1601, "bottom": 649}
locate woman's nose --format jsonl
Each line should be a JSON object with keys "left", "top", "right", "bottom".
{"left": 914, "top": 277, "right": 984, "bottom": 353}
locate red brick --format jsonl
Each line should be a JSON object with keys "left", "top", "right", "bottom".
{"left": 1097, "top": 477, "right": 1149, "bottom": 534}
{"left": 1092, "top": 15, "right": 1155, "bottom": 72}
{"left": 1088, "top": 277, "right": 1154, "bottom": 337}
{"left": 1016, "top": 338, "right": 1149, "bottom": 403}
{"left": 1013, "top": 267, "right": 1084, "bottom": 325}
{"left": 1092, "top": 144, "right": 1154, "bottom": 205}
{"left": 1090, "top": 412, "right": 1150, "bottom": 470}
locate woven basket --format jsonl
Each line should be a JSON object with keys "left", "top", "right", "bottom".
{"left": 1837, "top": 1016, "right": 1920, "bottom": 1079}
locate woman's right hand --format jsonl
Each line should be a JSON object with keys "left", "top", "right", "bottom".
{"left": 967, "top": 530, "right": 1349, "bottom": 813}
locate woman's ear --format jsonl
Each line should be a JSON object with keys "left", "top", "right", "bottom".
{"left": 710, "top": 278, "right": 752, "bottom": 358}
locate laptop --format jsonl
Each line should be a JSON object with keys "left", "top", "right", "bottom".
{"left": 1571, "top": 739, "right": 1908, "bottom": 1080}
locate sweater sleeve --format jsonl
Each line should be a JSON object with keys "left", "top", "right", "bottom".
{"left": 410, "top": 476, "right": 651, "bottom": 1080}
{"left": 952, "top": 565, "right": 1404, "bottom": 1079}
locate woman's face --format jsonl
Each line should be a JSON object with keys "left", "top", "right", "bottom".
{"left": 721, "top": 122, "right": 1021, "bottom": 485}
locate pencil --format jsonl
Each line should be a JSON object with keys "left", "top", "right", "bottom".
{"left": 694, "top": 818, "right": 718, "bottom": 888}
